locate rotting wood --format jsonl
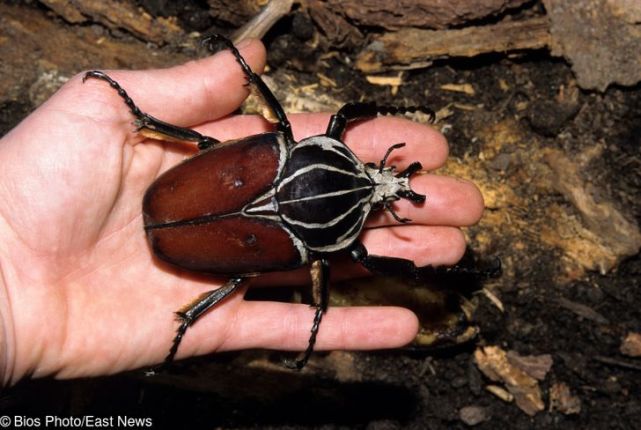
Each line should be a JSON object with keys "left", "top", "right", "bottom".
{"left": 307, "top": 0, "right": 363, "bottom": 48}
{"left": 323, "top": 0, "right": 531, "bottom": 30}
{"left": 207, "top": 0, "right": 263, "bottom": 27}
{"left": 38, "top": 0, "right": 184, "bottom": 45}
{"left": 0, "top": 3, "right": 190, "bottom": 105}
{"left": 543, "top": 146, "right": 641, "bottom": 274}
{"left": 441, "top": 115, "right": 638, "bottom": 282}
{"left": 356, "top": 17, "right": 551, "bottom": 73}
{"left": 543, "top": 0, "right": 641, "bottom": 90}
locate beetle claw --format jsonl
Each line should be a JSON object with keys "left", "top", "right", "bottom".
{"left": 283, "top": 359, "right": 305, "bottom": 371}
{"left": 385, "top": 202, "right": 412, "bottom": 224}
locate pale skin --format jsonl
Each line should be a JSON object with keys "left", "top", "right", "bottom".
{"left": 0, "top": 39, "right": 484, "bottom": 386}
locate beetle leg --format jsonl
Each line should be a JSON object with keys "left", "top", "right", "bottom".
{"left": 150, "top": 276, "right": 248, "bottom": 374}
{"left": 349, "top": 241, "right": 501, "bottom": 281}
{"left": 325, "top": 103, "right": 436, "bottom": 140}
{"left": 284, "top": 258, "right": 330, "bottom": 370}
{"left": 384, "top": 201, "right": 412, "bottom": 224}
{"left": 83, "top": 71, "right": 219, "bottom": 150}
{"left": 202, "top": 34, "right": 294, "bottom": 144}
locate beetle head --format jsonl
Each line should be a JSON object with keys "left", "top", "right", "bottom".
{"left": 365, "top": 143, "right": 426, "bottom": 223}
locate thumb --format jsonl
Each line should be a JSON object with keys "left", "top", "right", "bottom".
{"left": 78, "top": 38, "right": 266, "bottom": 127}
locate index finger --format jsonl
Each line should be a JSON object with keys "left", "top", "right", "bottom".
{"left": 202, "top": 113, "right": 449, "bottom": 171}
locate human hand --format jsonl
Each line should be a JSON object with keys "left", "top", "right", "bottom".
{"left": 0, "top": 39, "right": 483, "bottom": 385}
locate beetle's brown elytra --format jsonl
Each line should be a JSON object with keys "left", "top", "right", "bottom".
{"left": 84, "top": 34, "right": 496, "bottom": 372}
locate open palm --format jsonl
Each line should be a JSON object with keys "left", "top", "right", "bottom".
{"left": 0, "top": 40, "right": 483, "bottom": 385}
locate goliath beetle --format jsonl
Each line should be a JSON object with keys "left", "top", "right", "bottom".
{"left": 84, "top": 34, "right": 476, "bottom": 370}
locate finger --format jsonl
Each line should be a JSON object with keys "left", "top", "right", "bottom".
{"left": 80, "top": 39, "right": 266, "bottom": 127}
{"left": 324, "top": 226, "right": 467, "bottom": 281}
{"left": 217, "top": 302, "right": 419, "bottom": 351}
{"left": 254, "top": 225, "right": 467, "bottom": 287}
{"left": 201, "top": 113, "right": 448, "bottom": 170}
{"left": 295, "top": 113, "right": 448, "bottom": 171}
{"left": 359, "top": 225, "right": 467, "bottom": 267}
{"left": 366, "top": 175, "right": 485, "bottom": 227}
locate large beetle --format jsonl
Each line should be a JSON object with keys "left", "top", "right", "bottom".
{"left": 84, "top": 35, "right": 467, "bottom": 370}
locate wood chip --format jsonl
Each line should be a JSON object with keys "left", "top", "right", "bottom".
{"left": 549, "top": 382, "right": 581, "bottom": 415}
{"left": 485, "top": 384, "right": 514, "bottom": 402}
{"left": 441, "top": 83, "right": 476, "bottom": 95}
{"left": 366, "top": 74, "right": 403, "bottom": 96}
{"left": 434, "top": 104, "right": 454, "bottom": 121}
{"left": 317, "top": 72, "right": 337, "bottom": 87}
{"left": 366, "top": 74, "right": 403, "bottom": 86}
{"left": 620, "top": 332, "right": 641, "bottom": 357}
{"left": 481, "top": 288, "right": 504, "bottom": 312}
{"left": 507, "top": 351, "right": 553, "bottom": 381}
{"left": 453, "top": 103, "right": 480, "bottom": 111}
{"left": 475, "top": 346, "right": 545, "bottom": 416}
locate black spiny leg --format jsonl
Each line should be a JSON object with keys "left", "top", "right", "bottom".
{"left": 83, "top": 71, "right": 219, "bottom": 150}
{"left": 326, "top": 102, "right": 436, "bottom": 140}
{"left": 149, "top": 277, "right": 248, "bottom": 375}
{"left": 349, "top": 242, "right": 501, "bottom": 282}
{"left": 203, "top": 34, "right": 294, "bottom": 143}
{"left": 285, "top": 259, "right": 330, "bottom": 370}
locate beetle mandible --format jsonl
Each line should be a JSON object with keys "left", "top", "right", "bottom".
{"left": 84, "top": 34, "right": 451, "bottom": 370}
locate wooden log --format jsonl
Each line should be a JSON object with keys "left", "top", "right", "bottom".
{"left": 307, "top": 0, "right": 363, "bottom": 48}
{"left": 324, "top": 0, "right": 531, "bottom": 30}
{"left": 356, "top": 17, "right": 551, "bottom": 73}
{"left": 38, "top": 0, "right": 184, "bottom": 45}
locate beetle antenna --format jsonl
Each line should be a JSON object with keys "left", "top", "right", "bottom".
{"left": 379, "top": 143, "right": 406, "bottom": 172}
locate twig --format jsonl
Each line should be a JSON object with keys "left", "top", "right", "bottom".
{"left": 593, "top": 355, "right": 641, "bottom": 372}
{"left": 232, "top": 0, "right": 294, "bottom": 43}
